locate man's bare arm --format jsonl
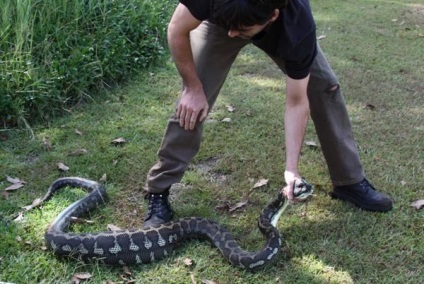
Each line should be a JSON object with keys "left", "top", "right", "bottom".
{"left": 283, "top": 75, "right": 310, "bottom": 200}
{"left": 168, "top": 4, "right": 209, "bottom": 130}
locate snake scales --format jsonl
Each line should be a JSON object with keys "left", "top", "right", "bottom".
{"left": 40, "top": 177, "right": 312, "bottom": 271}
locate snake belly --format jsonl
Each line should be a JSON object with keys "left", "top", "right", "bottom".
{"left": 42, "top": 177, "right": 287, "bottom": 271}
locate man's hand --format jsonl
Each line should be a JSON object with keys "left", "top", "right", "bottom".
{"left": 177, "top": 88, "right": 209, "bottom": 130}
{"left": 282, "top": 170, "right": 302, "bottom": 201}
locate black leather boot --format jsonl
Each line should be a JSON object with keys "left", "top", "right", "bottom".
{"left": 331, "top": 178, "right": 393, "bottom": 212}
{"left": 143, "top": 191, "right": 174, "bottom": 228}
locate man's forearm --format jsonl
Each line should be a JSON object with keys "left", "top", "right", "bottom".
{"left": 168, "top": 34, "right": 202, "bottom": 91}
{"left": 167, "top": 5, "right": 209, "bottom": 129}
{"left": 284, "top": 76, "right": 310, "bottom": 174}
{"left": 285, "top": 103, "right": 309, "bottom": 172}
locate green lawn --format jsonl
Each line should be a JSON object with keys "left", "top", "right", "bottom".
{"left": 0, "top": 0, "right": 423, "bottom": 283}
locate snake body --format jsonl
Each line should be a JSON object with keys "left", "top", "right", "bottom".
{"left": 41, "top": 177, "right": 312, "bottom": 271}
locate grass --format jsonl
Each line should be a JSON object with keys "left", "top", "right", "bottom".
{"left": 0, "top": 0, "right": 423, "bottom": 283}
{"left": 0, "top": 0, "right": 170, "bottom": 126}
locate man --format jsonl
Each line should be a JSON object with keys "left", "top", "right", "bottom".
{"left": 143, "top": 0, "right": 393, "bottom": 228}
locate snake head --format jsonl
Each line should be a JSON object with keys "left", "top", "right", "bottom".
{"left": 293, "top": 179, "right": 314, "bottom": 200}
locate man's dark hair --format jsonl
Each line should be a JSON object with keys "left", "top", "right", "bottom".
{"left": 212, "top": 0, "right": 289, "bottom": 30}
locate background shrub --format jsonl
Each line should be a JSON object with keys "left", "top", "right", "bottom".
{"left": 0, "top": 0, "right": 173, "bottom": 127}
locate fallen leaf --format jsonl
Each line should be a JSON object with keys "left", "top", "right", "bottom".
{"left": 107, "top": 224, "right": 123, "bottom": 231}
{"left": 123, "top": 266, "right": 132, "bottom": 276}
{"left": 100, "top": 174, "right": 107, "bottom": 183}
{"left": 317, "top": 35, "right": 326, "bottom": 40}
{"left": 191, "top": 274, "right": 197, "bottom": 284}
{"left": 253, "top": 178, "right": 269, "bottom": 189}
{"left": 304, "top": 140, "right": 319, "bottom": 148}
{"left": 42, "top": 137, "right": 53, "bottom": 151}
{"left": 70, "top": 217, "right": 95, "bottom": 224}
{"left": 363, "top": 103, "right": 376, "bottom": 110}
{"left": 410, "top": 199, "right": 424, "bottom": 210}
{"left": 71, "top": 272, "right": 92, "bottom": 284}
{"left": 6, "top": 176, "right": 26, "bottom": 184}
{"left": 70, "top": 216, "right": 82, "bottom": 223}
{"left": 68, "top": 149, "right": 88, "bottom": 156}
{"left": 13, "top": 212, "right": 24, "bottom": 222}
{"left": 57, "top": 162, "right": 70, "bottom": 171}
{"left": 1, "top": 191, "right": 9, "bottom": 199}
{"left": 221, "top": 118, "right": 232, "bottom": 123}
{"left": 217, "top": 174, "right": 227, "bottom": 182}
{"left": 5, "top": 183, "right": 24, "bottom": 191}
{"left": 226, "top": 104, "right": 235, "bottom": 112}
{"left": 215, "top": 203, "right": 230, "bottom": 212}
{"left": 75, "top": 129, "right": 83, "bottom": 136}
{"left": 112, "top": 137, "right": 127, "bottom": 145}
{"left": 202, "top": 279, "right": 218, "bottom": 284}
{"left": 72, "top": 272, "right": 92, "bottom": 279}
{"left": 119, "top": 273, "right": 133, "bottom": 282}
{"left": 184, "top": 258, "right": 194, "bottom": 266}
{"left": 229, "top": 200, "right": 248, "bottom": 212}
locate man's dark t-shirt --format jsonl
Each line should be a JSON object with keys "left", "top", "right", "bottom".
{"left": 179, "top": 0, "right": 317, "bottom": 79}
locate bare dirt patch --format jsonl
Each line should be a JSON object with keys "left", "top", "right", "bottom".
{"left": 405, "top": 4, "right": 424, "bottom": 25}
{"left": 189, "top": 156, "right": 229, "bottom": 185}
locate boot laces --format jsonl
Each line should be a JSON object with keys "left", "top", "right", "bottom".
{"left": 146, "top": 193, "right": 170, "bottom": 217}
{"left": 360, "top": 178, "right": 375, "bottom": 193}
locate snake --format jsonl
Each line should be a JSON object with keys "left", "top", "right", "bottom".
{"left": 39, "top": 177, "right": 313, "bottom": 271}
